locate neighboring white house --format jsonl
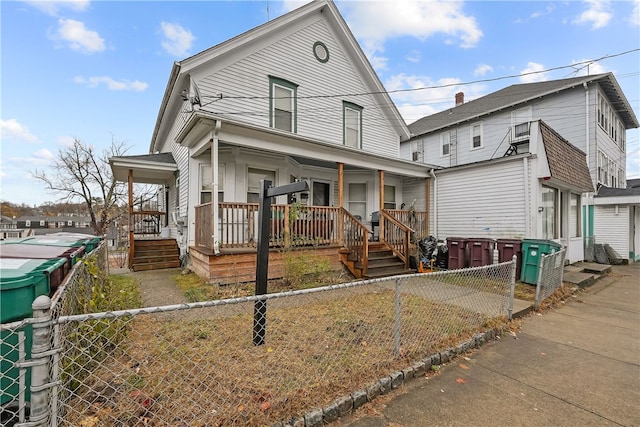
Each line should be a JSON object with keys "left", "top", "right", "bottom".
{"left": 593, "top": 179, "right": 640, "bottom": 262}
{"left": 110, "top": 0, "right": 434, "bottom": 280}
{"left": 404, "top": 74, "right": 639, "bottom": 263}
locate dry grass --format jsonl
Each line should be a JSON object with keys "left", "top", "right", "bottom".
{"left": 65, "top": 288, "right": 509, "bottom": 426}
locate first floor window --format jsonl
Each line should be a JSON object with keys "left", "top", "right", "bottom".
{"left": 383, "top": 185, "right": 396, "bottom": 210}
{"left": 569, "top": 193, "right": 580, "bottom": 238}
{"left": 348, "top": 183, "right": 366, "bottom": 220}
{"left": 541, "top": 186, "right": 557, "bottom": 239}
{"left": 247, "top": 168, "right": 276, "bottom": 203}
{"left": 343, "top": 101, "right": 363, "bottom": 148}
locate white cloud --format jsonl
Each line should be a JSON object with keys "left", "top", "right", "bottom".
{"left": 626, "top": 145, "right": 640, "bottom": 178}
{"left": 384, "top": 73, "right": 486, "bottom": 123}
{"left": 406, "top": 50, "right": 421, "bottom": 63}
{"left": 74, "top": 76, "right": 148, "bottom": 91}
{"left": 474, "top": 64, "right": 493, "bottom": 76}
{"left": 570, "top": 59, "right": 609, "bottom": 76}
{"left": 52, "top": 18, "right": 105, "bottom": 54}
{"left": 573, "top": 0, "right": 612, "bottom": 29}
{"left": 0, "top": 119, "right": 38, "bottom": 143}
{"left": 519, "top": 62, "right": 549, "bottom": 83}
{"left": 339, "top": 1, "right": 482, "bottom": 72}
{"left": 160, "top": 22, "right": 195, "bottom": 57}
{"left": 57, "top": 136, "right": 77, "bottom": 147}
{"left": 25, "top": 0, "right": 90, "bottom": 16}
{"left": 631, "top": 0, "right": 640, "bottom": 25}
{"left": 10, "top": 148, "right": 54, "bottom": 166}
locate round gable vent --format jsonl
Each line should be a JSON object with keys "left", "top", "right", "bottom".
{"left": 313, "top": 41, "right": 329, "bottom": 63}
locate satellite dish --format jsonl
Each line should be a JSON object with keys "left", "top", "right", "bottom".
{"left": 182, "top": 76, "right": 201, "bottom": 110}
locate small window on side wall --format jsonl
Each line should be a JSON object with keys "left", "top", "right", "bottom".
{"left": 343, "top": 101, "right": 363, "bottom": 148}
{"left": 441, "top": 132, "right": 451, "bottom": 156}
{"left": 471, "top": 123, "right": 482, "bottom": 149}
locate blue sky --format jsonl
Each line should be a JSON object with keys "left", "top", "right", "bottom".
{"left": 1, "top": 0, "right": 639, "bottom": 206}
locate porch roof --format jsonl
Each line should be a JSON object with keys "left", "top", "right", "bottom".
{"left": 177, "top": 111, "right": 436, "bottom": 178}
{"left": 109, "top": 153, "right": 177, "bottom": 185}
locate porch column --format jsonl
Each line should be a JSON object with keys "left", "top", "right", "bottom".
{"left": 338, "top": 162, "right": 344, "bottom": 244}
{"left": 378, "top": 170, "right": 384, "bottom": 239}
{"left": 128, "top": 169, "right": 134, "bottom": 269}
{"left": 211, "top": 120, "right": 221, "bottom": 254}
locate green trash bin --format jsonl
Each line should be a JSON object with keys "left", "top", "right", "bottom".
{"left": 1, "top": 258, "right": 64, "bottom": 408}
{"left": 48, "top": 232, "right": 102, "bottom": 253}
{"left": 15, "top": 237, "right": 86, "bottom": 264}
{"left": 520, "top": 239, "right": 562, "bottom": 284}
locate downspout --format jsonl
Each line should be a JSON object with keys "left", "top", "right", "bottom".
{"left": 212, "top": 120, "right": 222, "bottom": 255}
{"left": 583, "top": 82, "right": 591, "bottom": 243}
{"left": 523, "top": 157, "right": 530, "bottom": 237}
{"left": 429, "top": 168, "right": 437, "bottom": 237}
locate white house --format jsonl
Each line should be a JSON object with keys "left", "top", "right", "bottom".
{"left": 404, "top": 74, "right": 639, "bottom": 264}
{"left": 110, "top": 0, "right": 434, "bottom": 281}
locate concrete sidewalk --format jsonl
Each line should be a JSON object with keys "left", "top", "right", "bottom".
{"left": 338, "top": 263, "right": 640, "bottom": 427}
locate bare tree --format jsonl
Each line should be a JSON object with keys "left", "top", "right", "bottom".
{"left": 33, "top": 137, "right": 128, "bottom": 235}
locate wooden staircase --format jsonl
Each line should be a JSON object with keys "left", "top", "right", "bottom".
{"left": 340, "top": 241, "right": 415, "bottom": 279}
{"left": 131, "top": 239, "right": 181, "bottom": 271}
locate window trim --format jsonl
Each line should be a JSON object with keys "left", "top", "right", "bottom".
{"left": 269, "top": 76, "right": 298, "bottom": 132}
{"left": 470, "top": 122, "right": 483, "bottom": 150}
{"left": 343, "top": 101, "right": 363, "bottom": 148}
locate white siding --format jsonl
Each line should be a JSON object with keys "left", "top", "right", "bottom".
{"left": 195, "top": 19, "right": 400, "bottom": 158}
{"left": 401, "top": 177, "right": 427, "bottom": 212}
{"left": 594, "top": 205, "right": 629, "bottom": 258}
{"left": 434, "top": 158, "right": 527, "bottom": 239}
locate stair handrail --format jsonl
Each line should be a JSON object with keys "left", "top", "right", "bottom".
{"left": 341, "top": 208, "right": 370, "bottom": 276}
{"left": 379, "top": 210, "right": 412, "bottom": 269}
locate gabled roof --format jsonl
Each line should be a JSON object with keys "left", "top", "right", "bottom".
{"left": 540, "top": 120, "right": 594, "bottom": 193}
{"left": 409, "top": 73, "right": 639, "bottom": 137}
{"left": 150, "top": 0, "right": 410, "bottom": 152}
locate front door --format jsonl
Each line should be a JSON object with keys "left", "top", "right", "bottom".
{"left": 312, "top": 181, "right": 330, "bottom": 206}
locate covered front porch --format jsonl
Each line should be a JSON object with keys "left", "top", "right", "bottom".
{"left": 109, "top": 153, "right": 181, "bottom": 271}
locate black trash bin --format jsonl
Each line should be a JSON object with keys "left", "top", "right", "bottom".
{"left": 446, "top": 237, "right": 468, "bottom": 269}
{"left": 371, "top": 211, "right": 380, "bottom": 241}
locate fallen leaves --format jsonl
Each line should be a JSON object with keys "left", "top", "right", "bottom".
{"left": 455, "top": 378, "right": 466, "bottom": 384}
{"left": 459, "top": 363, "right": 470, "bottom": 370}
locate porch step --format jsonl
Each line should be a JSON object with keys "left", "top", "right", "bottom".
{"left": 563, "top": 261, "right": 611, "bottom": 289}
{"left": 342, "top": 242, "right": 415, "bottom": 280}
{"left": 132, "top": 239, "right": 181, "bottom": 272}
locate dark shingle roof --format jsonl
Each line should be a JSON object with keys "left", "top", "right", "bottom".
{"left": 540, "top": 120, "right": 594, "bottom": 193}
{"left": 409, "top": 73, "right": 639, "bottom": 137}
{"left": 596, "top": 179, "right": 640, "bottom": 198}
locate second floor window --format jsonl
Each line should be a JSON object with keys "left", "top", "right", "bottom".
{"left": 441, "top": 132, "right": 451, "bottom": 156}
{"left": 270, "top": 77, "right": 297, "bottom": 132}
{"left": 343, "top": 101, "right": 363, "bottom": 148}
{"left": 471, "top": 123, "right": 482, "bottom": 149}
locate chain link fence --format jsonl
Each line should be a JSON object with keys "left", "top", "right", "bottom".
{"left": 2, "top": 246, "right": 517, "bottom": 427}
{"left": 534, "top": 248, "right": 567, "bottom": 310}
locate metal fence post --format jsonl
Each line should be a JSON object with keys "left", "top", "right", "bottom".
{"left": 508, "top": 255, "right": 517, "bottom": 320}
{"left": 534, "top": 255, "right": 546, "bottom": 311}
{"left": 394, "top": 278, "right": 401, "bottom": 356}
{"left": 26, "top": 295, "right": 53, "bottom": 426}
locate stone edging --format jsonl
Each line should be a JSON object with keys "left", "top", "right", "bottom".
{"left": 274, "top": 327, "right": 502, "bottom": 427}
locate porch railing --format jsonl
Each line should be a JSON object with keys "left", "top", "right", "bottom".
{"left": 380, "top": 210, "right": 412, "bottom": 269}
{"left": 342, "top": 209, "right": 370, "bottom": 276}
{"left": 194, "top": 203, "right": 341, "bottom": 250}
{"left": 131, "top": 210, "right": 165, "bottom": 235}
{"left": 386, "top": 209, "right": 428, "bottom": 240}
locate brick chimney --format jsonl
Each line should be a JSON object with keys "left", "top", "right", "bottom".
{"left": 455, "top": 92, "right": 464, "bottom": 106}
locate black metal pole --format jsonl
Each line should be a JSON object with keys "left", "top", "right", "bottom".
{"left": 253, "top": 179, "right": 272, "bottom": 346}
